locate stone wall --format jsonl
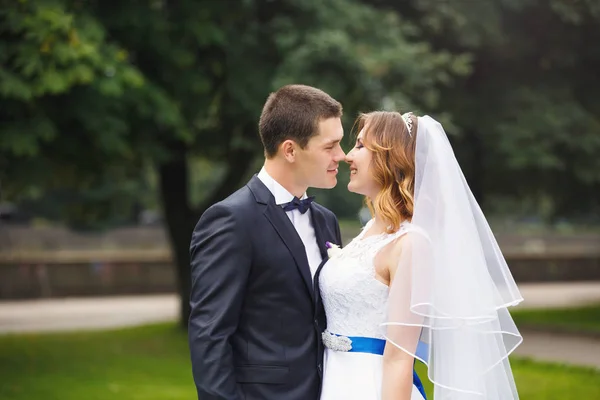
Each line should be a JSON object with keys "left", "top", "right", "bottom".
{"left": 1, "top": 224, "right": 598, "bottom": 299}
{"left": 1, "top": 251, "right": 599, "bottom": 300}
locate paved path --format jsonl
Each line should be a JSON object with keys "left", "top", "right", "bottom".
{"left": 0, "top": 294, "right": 177, "bottom": 334}
{"left": 517, "top": 331, "right": 600, "bottom": 369}
{"left": 513, "top": 281, "right": 600, "bottom": 310}
{"left": 1, "top": 282, "right": 600, "bottom": 369}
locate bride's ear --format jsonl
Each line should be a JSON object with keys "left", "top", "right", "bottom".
{"left": 280, "top": 139, "right": 297, "bottom": 163}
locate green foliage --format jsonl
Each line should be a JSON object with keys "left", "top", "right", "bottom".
{"left": 0, "top": 324, "right": 195, "bottom": 399}
{"left": 1, "top": 0, "right": 466, "bottom": 226}
{"left": 0, "top": 0, "right": 149, "bottom": 226}
{"left": 2, "top": 0, "right": 599, "bottom": 227}
{"left": 395, "top": 0, "right": 600, "bottom": 219}
{"left": 0, "top": 323, "right": 599, "bottom": 399}
{"left": 270, "top": 0, "right": 470, "bottom": 216}
{"left": 512, "top": 304, "right": 600, "bottom": 335}
{"left": 2, "top": 1, "right": 599, "bottom": 321}
{"left": 274, "top": 0, "right": 471, "bottom": 112}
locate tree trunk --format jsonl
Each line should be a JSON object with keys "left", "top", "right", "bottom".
{"left": 196, "top": 148, "right": 258, "bottom": 220}
{"left": 158, "top": 144, "right": 196, "bottom": 328}
{"left": 159, "top": 143, "right": 257, "bottom": 328}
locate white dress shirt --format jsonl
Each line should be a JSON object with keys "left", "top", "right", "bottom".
{"left": 257, "top": 167, "right": 323, "bottom": 279}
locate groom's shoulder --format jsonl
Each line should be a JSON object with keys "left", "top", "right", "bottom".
{"left": 198, "top": 185, "right": 254, "bottom": 223}
{"left": 220, "top": 185, "right": 254, "bottom": 208}
{"left": 215, "top": 185, "right": 254, "bottom": 210}
{"left": 312, "top": 202, "right": 338, "bottom": 222}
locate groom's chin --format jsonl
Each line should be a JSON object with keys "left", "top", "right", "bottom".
{"left": 313, "top": 178, "right": 337, "bottom": 190}
{"left": 321, "top": 181, "right": 337, "bottom": 189}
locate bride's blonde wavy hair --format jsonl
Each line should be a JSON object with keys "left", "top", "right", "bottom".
{"left": 355, "top": 111, "right": 418, "bottom": 233}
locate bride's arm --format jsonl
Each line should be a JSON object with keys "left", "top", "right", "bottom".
{"left": 382, "top": 345, "right": 415, "bottom": 400}
{"left": 379, "top": 236, "right": 422, "bottom": 400}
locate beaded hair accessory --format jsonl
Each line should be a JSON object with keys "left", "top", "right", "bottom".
{"left": 401, "top": 112, "right": 414, "bottom": 137}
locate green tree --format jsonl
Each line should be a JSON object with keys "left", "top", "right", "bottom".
{"left": 1, "top": 0, "right": 467, "bottom": 324}
{"left": 0, "top": 0, "right": 154, "bottom": 227}
{"left": 368, "top": 0, "right": 600, "bottom": 220}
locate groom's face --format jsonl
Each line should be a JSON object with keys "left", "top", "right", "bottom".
{"left": 296, "top": 117, "right": 345, "bottom": 189}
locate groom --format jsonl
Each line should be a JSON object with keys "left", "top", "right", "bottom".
{"left": 189, "top": 84, "right": 346, "bottom": 400}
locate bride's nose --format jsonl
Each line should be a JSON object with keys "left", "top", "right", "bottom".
{"left": 345, "top": 151, "right": 354, "bottom": 164}
{"left": 333, "top": 145, "right": 346, "bottom": 162}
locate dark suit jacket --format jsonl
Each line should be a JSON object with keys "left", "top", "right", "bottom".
{"left": 189, "top": 175, "right": 342, "bottom": 400}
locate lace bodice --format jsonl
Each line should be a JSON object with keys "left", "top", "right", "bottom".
{"left": 319, "top": 219, "right": 413, "bottom": 339}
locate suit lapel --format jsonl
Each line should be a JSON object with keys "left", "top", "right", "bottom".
{"left": 309, "top": 204, "right": 329, "bottom": 261}
{"left": 310, "top": 205, "right": 333, "bottom": 319}
{"left": 264, "top": 202, "right": 315, "bottom": 302}
{"left": 310, "top": 204, "right": 332, "bottom": 300}
{"left": 248, "top": 175, "right": 327, "bottom": 303}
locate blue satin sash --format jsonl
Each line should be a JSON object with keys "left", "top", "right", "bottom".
{"left": 329, "top": 333, "right": 427, "bottom": 399}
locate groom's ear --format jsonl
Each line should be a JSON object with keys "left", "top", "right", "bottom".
{"left": 281, "top": 139, "right": 297, "bottom": 163}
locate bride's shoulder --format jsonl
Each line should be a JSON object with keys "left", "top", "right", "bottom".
{"left": 378, "top": 222, "right": 426, "bottom": 258}
{"left": 400, "top": 220, "right": 430, "bottom": 240}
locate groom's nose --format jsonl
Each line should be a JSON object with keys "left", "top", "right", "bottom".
{"left": 333, "top": 145, "right": 346, "bottom": 162}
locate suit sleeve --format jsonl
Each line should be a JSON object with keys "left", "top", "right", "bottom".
{"left": 188, "top": 204, "right": 251, "bottom": 400}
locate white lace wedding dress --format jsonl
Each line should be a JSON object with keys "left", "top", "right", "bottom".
{"left": 319, "top": 219, "right": 427, "bottom": 400}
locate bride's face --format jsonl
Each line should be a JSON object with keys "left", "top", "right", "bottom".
{"left": 345, "top": 128, "right": 381, "bottom": 198}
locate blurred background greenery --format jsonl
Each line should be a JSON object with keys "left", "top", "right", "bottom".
{"left": 2, "top": 0, "right": 600, "bottom": 322}
{"left": 1, "top": 1, "right": 600, "bottom": 397}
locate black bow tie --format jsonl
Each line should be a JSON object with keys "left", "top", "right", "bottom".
{"left": 281, "top": 196, "right": 315, "bottom": 214}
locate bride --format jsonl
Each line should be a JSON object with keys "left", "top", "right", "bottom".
{"left": 318, "top": 111, "right": 523, "bottom": 399}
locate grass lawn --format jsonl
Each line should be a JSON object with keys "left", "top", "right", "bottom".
{"left": 512, "top": 304, "right": 600, "bottom": 335}
{"left": 1, "top": 323, "right": 599, "bottom": 400}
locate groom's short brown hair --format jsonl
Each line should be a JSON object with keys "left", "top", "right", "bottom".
{"left": 259, "top": 84, "right": 343, "bottom": 158}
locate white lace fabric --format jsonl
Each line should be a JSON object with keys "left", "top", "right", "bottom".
{"left": 319, "top": 219, "right": 413, "bottom": 339}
